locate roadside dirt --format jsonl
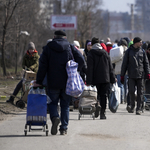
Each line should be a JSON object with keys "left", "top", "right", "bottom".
{"left": 0, "top": 77, "right": 24, "bottom": 122}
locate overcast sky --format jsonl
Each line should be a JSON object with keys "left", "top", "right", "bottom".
{"left": 102, "top": 0, "right": 135, "bottom": 13}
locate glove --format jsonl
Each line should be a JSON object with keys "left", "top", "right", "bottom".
{"left": 147, "top": 74, "right": 150, "bottom": 79}
{"left": 120, "top": 76, "right": 124, "bottom": 84}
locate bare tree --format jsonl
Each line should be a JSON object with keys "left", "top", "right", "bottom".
{"left": 63, "top": 0, "right": 103, "bottom": 47}
{"left": 0, "top": 0, "right": 21, "bottom": 76}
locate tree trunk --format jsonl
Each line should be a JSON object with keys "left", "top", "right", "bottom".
{"left": 1, "top": 27, "right": 7, "bottom": 76}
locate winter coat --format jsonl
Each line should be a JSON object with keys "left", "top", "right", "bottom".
{"left": 114, "top": 46, "right": 128, "bottom": 75}
{"left": 121, "top": 44, "right": 150, "bottom": 78}
{"left": 79, "top": 40, "right": 91, "bottom": 82}
{"left": 100, "top": 43, "right": 107, "bottom": 52}
{"left": 36, "top": 38, "right": 85, "bottom": 89}
{"left": 22, "top": 50, "right": 39, "bottom": 73}
{"left": 106, "top": 42, "right": 113, "bottom": 54}
{"left": 86, "top": 43, "right": 116, "bottom": 85}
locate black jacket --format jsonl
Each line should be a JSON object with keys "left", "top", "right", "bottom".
{"left": 36, "top": 38, "right": 84, "bottom": 89}
{"left": 121, "top": 44, "right": 150, "bottom": 78}
{"left": 86, "top": 43, "right": 116, "bottom": 85}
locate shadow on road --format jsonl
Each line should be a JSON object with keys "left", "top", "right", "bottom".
{"left": 0, "top": 134, "right": 43, "bottom": 138}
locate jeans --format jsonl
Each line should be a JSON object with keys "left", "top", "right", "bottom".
{"left": 116, "top": 74, "right": 124, "bottom": 103}
{"left": 47, "top": 88, "right": 72, "bottom": 130}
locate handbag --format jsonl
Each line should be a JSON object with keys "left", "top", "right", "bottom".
{"left": 66, "top": 46, "right": 85, "bottom": 97}
{"left": 109, "top": 83, "right": 120, "bottom": 113}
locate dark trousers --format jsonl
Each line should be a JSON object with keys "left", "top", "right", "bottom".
{"left": 12, "top": 79, "right": 23, "bottom": 96}
{"left": 128, "top": 78, "right": 144, "bottom": 111}
{"left": 96, "top": 83, "right": 110, "bottom": 111}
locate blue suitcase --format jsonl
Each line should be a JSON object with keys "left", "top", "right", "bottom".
{"left": 24, "top": 93, "right": 49, "bottom": 136}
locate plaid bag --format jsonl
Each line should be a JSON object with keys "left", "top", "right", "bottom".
{"left": 66, "top": 47, "right": 84, "bottom": 97}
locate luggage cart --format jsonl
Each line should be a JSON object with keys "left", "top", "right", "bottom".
{"left": 24, "top": 89, "right": 49, "bottom": 136}
{"left": 78, "top": 85, "right": 97, "bottom": 120}
{"left": 78, "top": 106, "right": 96, "bottom": 120}
{"left": 16, "top": 70, "right": 36, "bottom": 109}
{"left": 143, "top": 94, "right": 150, "bottom": 111}
{"left": 143, "top": 79, "right": 150, "bottom": 111}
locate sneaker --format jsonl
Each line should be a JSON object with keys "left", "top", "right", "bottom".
{"left": 60, "top": 129, "right": 67, "bottom": 135}
{"left": 51, "top": 117, "right": 60, "bottom": 135}
{"left": 136, "top": 110, "right": 141, "bottom": 115}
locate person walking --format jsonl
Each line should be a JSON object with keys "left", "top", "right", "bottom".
{"left": 114, "top": 39, "right": 128, "bottom": 104}
{"left": 121, "top": 37, "right": 150, "bottom": 115}
{"left": 35, "top": 30, "right": 84, "bottom": 135}
{"left": 6, "top": 42, "right": 39, "bottom": 104}
{"left": 86, "top": 37, "right": 116, "bottom": 119}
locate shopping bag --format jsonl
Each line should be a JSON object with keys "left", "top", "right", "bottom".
{"left": 109, "top": 83, "right": 120, "bottom": 113}
{"left": 66, "top": 60, "right": 85, "bottom": 97}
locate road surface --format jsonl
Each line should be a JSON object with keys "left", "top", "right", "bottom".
{"left": 0, "top": 104, "right": 150, "bottom": 150}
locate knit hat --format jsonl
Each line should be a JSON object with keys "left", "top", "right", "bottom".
{"left": 28, "top": 42, "right": 35, "bottom": 50}
{"left": 91, "top": 37, "right": 99, "bottom": 45}
{"left": 120, "top": 39, "right": 127, "bottom": 46}
{"left": 54, "top": 30, "right": 66, "bottom": 36}
{"left": 87, "top": 41, "right": 91, "bottom": 46}
{"left": 133, "top": 37, "right": 142, "bottom": 44}
{"left": 73, "top": 40, "right": 80, "bottom": 48}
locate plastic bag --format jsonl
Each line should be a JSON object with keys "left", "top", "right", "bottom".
{"left": 109, "top": 83, "right": 120, "bottom": 113}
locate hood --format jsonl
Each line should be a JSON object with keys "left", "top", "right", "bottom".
{"left": 48, "top": 38, "right": 70, "bottom": 52}
{"left": 91, "top": 44, "right": 108, "bottom": 57}
{"left": 92, "top": 43, "right": 102, "bottom": 50}
{"left": 84, "top": 40, "right": 91, "bottom": 56}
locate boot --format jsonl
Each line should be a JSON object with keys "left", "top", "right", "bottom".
{"left": 95, "top": 102, "right": 101, "bottom": 118}
{"left": 100, "top": 109, "right": 106, "bottom": 119}
{"left": 6, "top": 96, "right": 14, "bottom": 104}
{"left": 51, "top": 117, "right": 60, "bottom": 135}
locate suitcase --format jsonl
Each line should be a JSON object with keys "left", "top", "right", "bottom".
{"left": 78, "top": 86, "right": 97, "bottom": 120}
{"left": 24, "top": 93, "right": 49, "bottom": 136}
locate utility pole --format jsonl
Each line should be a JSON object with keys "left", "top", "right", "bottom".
{"left": 130, "top": 4, "right": 134, "bottom": 40}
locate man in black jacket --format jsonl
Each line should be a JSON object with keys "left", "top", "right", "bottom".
{"left": 86, "top": 37, "right": 116, "bottom": 119}
{"left": 35, "top": 30, "right": 84, "bottom": 135}
{"left": 121, "top": 37, "right": 150, "bottom": 115}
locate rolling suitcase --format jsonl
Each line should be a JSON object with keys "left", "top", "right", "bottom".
{"left": 24, "top": 88, "right": 49, "bottom": 136}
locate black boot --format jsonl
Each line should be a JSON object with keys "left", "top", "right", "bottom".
{"left": 100, "top": 109, "right": 106, "bottom": 119}
{"left": 95, "top": 102, "right": 101, "bottom": 118}
{"left": 6, "top": 96, "right": 14, "bottom": 104}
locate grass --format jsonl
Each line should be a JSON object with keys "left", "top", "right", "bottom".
{"left": 0, "top": 66, "right": 23, "bottom": 76}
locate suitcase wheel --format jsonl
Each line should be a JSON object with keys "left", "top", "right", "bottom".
{"left": 78, "top": 114, "right": 81, "bottom": 120}
{"left": 24, "top": 124, "right": 27, "bottom": 136}
{"left": 16, "top": 100, "right": 25, "bottom": 109}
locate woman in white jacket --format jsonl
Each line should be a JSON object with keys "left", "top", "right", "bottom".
{"left": 111, "top": 39, "right": 128, "bottom": 104}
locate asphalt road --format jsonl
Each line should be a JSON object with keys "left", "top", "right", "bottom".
{"left": 0, "top": 104, "right": 150, "bottom": 150}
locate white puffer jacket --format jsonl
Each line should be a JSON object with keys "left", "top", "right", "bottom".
{"left": 115, "top": 46, "right": 127, "bottom": 75}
